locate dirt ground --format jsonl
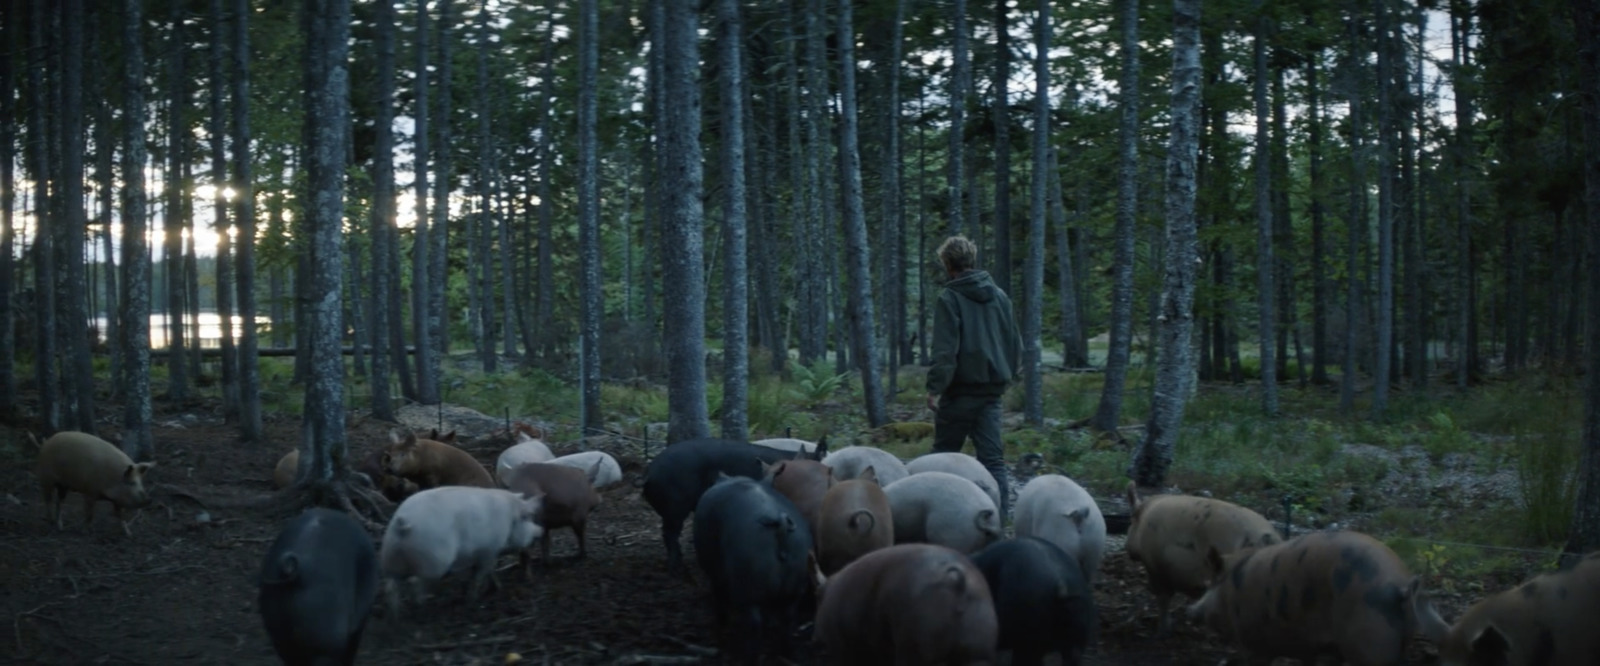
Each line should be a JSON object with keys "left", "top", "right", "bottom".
{"left": 0, "top": 398, "right": 1493, "bottom": 665}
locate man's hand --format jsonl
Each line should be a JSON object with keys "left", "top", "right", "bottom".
{"left": 926, "top": 393, "right": 939, "bottom": 412}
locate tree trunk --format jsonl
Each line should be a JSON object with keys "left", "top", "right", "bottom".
{"left": 1051, "top": 149, "right": 1087, "bottom": 368}
{"left": 1252, "top": 5, "right": 1278, "bottom": 417}
{"left": 209, "top": 0, "right": 239, "bottom": 425}
{"left": 1452, "top": 3, "right": 1476, "bottom": 386}
{"left": 717, "top": 0, "right": 750, "bottom": 439}
{"left": 536, "top": 4, "right": 556, "bottom": 363}
{"left": 991, "top": 0, "right": 1010, "bottom": 294}
{"left": 1135, "top": 0, "right": 1201, "bottom": 488}
{"left": 1091, "top": 0, "right": 1140, "bottom": 434}
{"left": 119, "top": 0, "right": 153, "bottom": 459}
{"left": 430, "top": 0, "right": 453, "bottom": 366}
{"left": 368, "top": 0, "right": 397, "bottom": 421}
{"left": 300, "top": 0, "right": 352, "bottom": 481}
{"left": 749, "top": 63, "right": 784, "bottom": 375}
{"left": 0, "top": 0, "right": 15, "bottom": 419}
{"left": 1373, "top": 0, "right": 1396, "bottom": 419}
{"left": 578, "top": 0, "right": 603, "bottom": 433}
{"left": 1271, "top": 58, "right": 1292, "bottom": 382}
{"left": 642, "top": 0, "right": 661, "bottom": 366}
{"left": 59, "top": 0, "right": 95, "bottom": 431}
{"left": 166, "top": 0, "right": 189, "bottom": 403}
{"left": 661, "top": 0, "right": 710, "bottom": 443}
{"left": 1340, "top": 10, "right": 1365, "bottom": 413}
{"left": 91, "top": 7, "right": 120, "bottom": 396}
{"left": 471, "top": 0, "right": 496, "bottom": 373}
{"left": 1568, "top": 0, "right": 1600, "bottom": 559}
{"left": 1405, "top": 6, "right": 1426, "bottom": 388}
{"left": 835, "top": 0, "right": 885, "bottom": 428}
{"left": 883, "top": 0, "right": 909, "bottom": 380}
{"left": 410, "top": 0, "right": 439, "bottom": 404}
{"left": 25, "top": 0, "right": 57, "bottom": 433}
{"left": 1309, "top": 51, "right": 1329, "bottom": 385}
{"left": 1023, "top": 0, "right": 1051, "bottom": 426}
{"left": 232, "top": 0, "right": 261, "bottom": 440}
{"left": 798, "top": 0, "right": 827, "bottom": 367}
{"left": 948, "top": 0, "right": 968, "bottom": 236}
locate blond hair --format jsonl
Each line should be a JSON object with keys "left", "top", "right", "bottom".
{"left": 937, "top": 235, "right": 978, "bottom": 273}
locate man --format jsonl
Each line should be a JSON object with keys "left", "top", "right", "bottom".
{"left": 925, "top": 235, "right": 1022, "bottom": 521}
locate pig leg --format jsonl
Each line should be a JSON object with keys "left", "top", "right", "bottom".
{"left": 541, "top": 531, "right": 552, "bottom": 565}
{"left": 468, "top": 552, "right": 497, "bottom": 600}
{"left": 81, "top": 493, "right": 98, "bottom": 529}
{"left": 573, "top": 521, "right": 588, "bottom": 559}
{"left": 662, "top": 514, "right": 687, "bottom": 573}
{"left": 384, "top": 578, "right": 407, "bottom": 620}
{"left": 1154, "top": 588, "right": 1175, "bottom": 637}
{"left": 113, "top": 504, "right": 133, "bottom": 537}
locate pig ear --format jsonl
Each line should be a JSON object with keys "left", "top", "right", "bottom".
{"left": 859, "top": 466, "right": 877, "bottom": 483}
{"left": 813, "top": 436, "right": 829, "bottom": 459}
{"left": 1408, "top": 577, "right": 1453, "bottom": 645}
{"left": 1204, "top": 546, "right": 1226, "bottom": 581}
{"left": 761, "top": 460, "right": 783, "bottom": 481}
{"left": 442, "top": 430, "right": 457, "bottom": 443}
{"left": 278, "top": 552, "right": 300, "bottom": 579}
{"left": 131, "top": 462, "right": 155, "bottom": 476}
{"left": 389, "top": 430, "right": 403, "bottom": 445}
{"left": 1468, "top": 624, "right": 1510, "bottom": 662}
{"left": 1066, "top": 507, "right": 1089, "bottom": 527}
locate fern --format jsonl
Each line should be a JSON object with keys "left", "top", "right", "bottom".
{"left": 791, "top": 361, "right": 849, "bottom": 406}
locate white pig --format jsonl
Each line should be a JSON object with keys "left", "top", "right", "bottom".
{"left": 1014, "top": 474, "right": 1106, "bottom": 584}
{"left": 751, "top": 436, "right": 827, "bottom": 460}
{"left": 379, "top": 486, "right": 544, "bottom": 618}
{"left": 884, "top": 471, "right": 1002, "bottom": 554}
{"left": 905, "top": 451, "right": 1003, "bottom": 510}
{"left": 822, "top": 446, "right": 910, "bottom": 487}
{"left": 547, "top": 451, "right": 624, "bottom": 489}
{"left": 494, "top": 432, "right": 556, "bottom": 481}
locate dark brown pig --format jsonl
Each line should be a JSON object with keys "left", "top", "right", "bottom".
{"left": 35, "top": 431, "right": 156, "bottom": 536}
{"left": 763, "top": 458, "right": 834, "bottom": 540}
{"left": 354, "top": 448, "right": 420, "bottom": 502}
{"left": 382, "top": 430, "right": 495, "bottom": 489}
{"left": 273, "top": 449, "right": 298, "bottom": 489}
{"left": 1186, "top": 530, "right": 1445, "bottom": 666}
{"left": 499, "top": 461, "right": 602, "bottom": 565}
{"left": 1124, "top": 483, "right": 1281, "bottom": 634}
{"left": 1430, "top": 550, "right": 1600, "bottom": 666}
{"left": 814, "top": 543, "right": 998, "bottom": 665}
{"left": 815, "top": 466, "right": 893, "bottom": 575}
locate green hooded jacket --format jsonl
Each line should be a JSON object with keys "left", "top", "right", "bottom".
{"left": 925, "top": 269, "right": 1023, "bottom": 398}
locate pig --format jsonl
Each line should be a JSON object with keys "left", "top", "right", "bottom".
{"left": 906, "top": 451, "right": 1003, "bottom": 511}
{"left": 546, "top": 450, "right": 623, "bottom": 489}
{"left": 1123, "top": 483, "right": 1281, "bottom": 634}
{"left": 383, "top": 430, "right": 496, "bottom": 489}
{"left": 763, "top": 458, "right": 834, "bottom": 540}
{"left": 641, "top": 437, "right": 809, "bottom": 571}
{"left": 257, "top": 508, "right": 379, "bottom": 666}
{"left": 813, "top": 543, "right": 998, "bottom": 665}
{"left": 1186, "top": 529, "right": 1445, "bottom": 666}
{"left": 498, "top": 461, "right": 602, "bottom": 564}
{"left": 273, "top": 449, "right": 298, "bottom": 489}
{"left": 815, "top": 466, "right": 894, "bottom": 575}
{"left": 970, "top": 537, "right": 1096, "bottom": 666}
{"left": 379, "top": 486, "right": 544, "bottom": 618}
{"left": 494, "top": 432, "right": 556, "bottom": 479}
{"left": 820, "top": 445, "right": 910, "bottom": 486}
{"left": 1429, "top": 550, "right": 1600, "bottom": 666}
{"left": 884, "top": 471, "right": 1002, "bottom": 554}
{"left": 751, "top": 436, "right": 828, "bottom": 459}
{"left": 35, "top": 430, "right": 156, "bottom": 536}
{"left": 692, "top": 474, "right": 816, "bottom": 662}
{"left": 354, "top": 448, "right": 421, "bottom": 503}
{"left": 1014, "top": 474, "right": 1106, "bottom": 584}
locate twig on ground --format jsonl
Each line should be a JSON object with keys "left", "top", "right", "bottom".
{"left": 612, "top": 655, "right": 704, "bottom": 665}
{"left": 653, "top": 635, "right": 716, "bottom": 657}
{"left": 13, "top": 602, "right": 59, "bottom": 656}
{"left": 411, "top": 634, "right": 515, "bottom": 651}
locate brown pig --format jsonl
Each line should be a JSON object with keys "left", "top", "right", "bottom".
{"left": 814, "top": 543, "right": 998, "bottom": 665}
{"left": 815, "top": 466, "right": 894, "bottom": 575}
{"left": 499, "top": 461, "right": 602, "bottom": 565}
{"left": 354, "top": 448, "right": 421, "bottom": 502}
{"left": 274, "top": 449, "right": 298, "bottom": 489}
{"left": 1430, "top": 550, "right": 1600, "bottom": 666}
{"left": 1124, "top": 483, "right": 1282, "bottom": 634}
{"left": 1186, "top": 530, "right": 1444, "bottom": 666}
{"left": 382, "top": 430, "right": 495, "bottom": 489}
{"left": 35, "top": 431, "right": 156, "bottom": 536}
{"left": 763, "top": 458, "right": 834, "bottom": 539}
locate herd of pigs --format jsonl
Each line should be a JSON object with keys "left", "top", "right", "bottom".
{"left": 28, "top": 427, "right": 1600, "bottom": 665}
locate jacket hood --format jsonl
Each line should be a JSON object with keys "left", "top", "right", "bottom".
{"left": 946, "top": 270, "right": 999, "bottom": 304}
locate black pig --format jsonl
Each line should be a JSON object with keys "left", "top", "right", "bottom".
{"left": 641, "top": 438, "right": 809, "bottom": 570}
{"left": 258, "top": 508, "right": 379, "bottom": 666}
{"left": 970, "top": 536, "right": 1096, "bottom": 666}
{"left": 692, "top": 474, "right": 815, "bottom": 663}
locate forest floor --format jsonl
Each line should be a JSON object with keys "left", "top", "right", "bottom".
{"left": 0, "top": 365, "right": 1573, "bottom": 665}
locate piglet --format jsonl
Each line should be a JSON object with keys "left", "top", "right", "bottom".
{"left": 1014, "top": 474, "right": 1106, "bottom": 584}
{"left": 1123, "top": 483, "right": 1281, "bottom": 634}
{"left": 1430, "top": 550, "right": 1600, "bottom": 666}
{"left": 379, "top": 486, "right": 544, "bottom": 618}
{"left": 813, "top": 543, "right": 998, "bottom": 665}
{"left": 35, "top": 431, "right": 156, "bottom": 536}
{"left": 1187, "top": 529, "right": 1445, "bottom": 665}
{"left": 884, "top": 471, "right": 1002, "bottom": 554}
{"left": 815, "top": 466, "right": 894, "bottom": 575}
{"left": 499, "top": 461, "right": 602, "bottom": 564}
{"left": 821, "top": 445, "right": 909, "bottom": 486}
{"left": 383, "top": 430, "right": 495, "bottom": 489}
{"left": 258, "top": 508, "right": 378, "bottom": 666}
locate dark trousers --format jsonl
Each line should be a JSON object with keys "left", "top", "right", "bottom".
{"left": 932, "top": 394, "right": 1010, "bottom": 520}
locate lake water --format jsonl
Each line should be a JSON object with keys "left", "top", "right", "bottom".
{"left": 91, "top": 313, "right": 274, "bottom": 350}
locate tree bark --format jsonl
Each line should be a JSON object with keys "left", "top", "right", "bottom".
{"left": 536, "top": 4, "right": 556, "bottom": 363}
{"left": 0, "top": 0, "right": 15, "bottom": 419}
{"left": 166, "top": 0, "right": 189, "bottom": 403}
{"left": 60, "top": 0, "right": 95, "bottom": 431}
{"left": 368, "top": 0, "right": 397, "bottom": 421}
{"left": 120, "top": 0, "right": 154, "bottom": 459}
{"left": 232, "top": 0, "right": 261, "bottom": 440}
{"left": 210, "top": 0, "right": 239, "bottom": 425}
{"left": 1051, "top": 149, "right": 1087, "bottom": 368}
{"left": 1373, "top": 0, "right": 1396, "bottom": 419}
{"left": 718, "top": 0, "right": 750, "bottom": 439}
{"left": 429, "top": 0, "right": 453, "bottom": 365}
{"left": 301, "top": 0, "right": 352, "bottom": 481}
{"left": 1135, "top": 0, "right": 1201, "bottom": 487}
{"left": 661, "top": 0, "right": 710, "bottom": 443}
{"left": 835, "top": 0, "right": 886, "bottom": 428}
{"left": 91, "top": 8, "right": 119, "bottom": 396}
{"left": 1341, "top": 10, "right": 1366, "bottom": 414}
{"left": 471, "top": 0, "right": 496, "bottom": 373}
{"left": 25, "top": 0, "right": 58, "bottom": 433}
{"left": 948, "top": 0, "right": 969, "bottom": 235}
{"left": 1452, "top": 3, "right": 1477, "bottom": 387}
{"left": 991, "top": 0, "right": 1010, "bottom": 294}
{"left": 1252, "top": 4, "right": 1278, "bottom": 417}
{"left": 410, "top": 0, "right": 439, "bottom": 404}
{"left": 799, "top": 0, "right": 828, "bottom": 367}
{"left": 1092, "top": 0, "right": 1140, "bottom": 434}
{"left": 578, "top": 0, "right": 603, "bottom": 433}
{"left": 1271, "top": 57, "right": 1292, "bottom": 382}
{"left": 1023, "top": 0, "right": 1051, "bottom": 426}
{"left": 1309, "top": 51, "right": 1329, "bottom": 385}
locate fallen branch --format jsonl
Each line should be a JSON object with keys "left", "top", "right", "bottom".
{"left": 13, "top": 601, "right": 60, "bottom": 656}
